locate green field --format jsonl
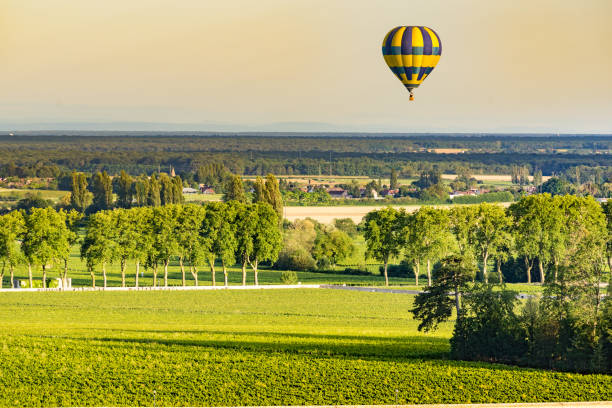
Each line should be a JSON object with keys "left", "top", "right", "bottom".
{"left": 0, "top": 290, "right": 609, "bottom": 407}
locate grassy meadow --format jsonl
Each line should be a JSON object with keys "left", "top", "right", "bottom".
{"left": 0, "top": 289, "right": 609, "bottom": 407}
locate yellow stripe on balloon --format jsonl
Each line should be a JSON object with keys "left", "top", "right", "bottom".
{"left": 391, "top": 27, "right": 406, "bottom": 46}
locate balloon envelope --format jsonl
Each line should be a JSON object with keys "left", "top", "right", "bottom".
{"left": 382, "top": 26, "right": 442, "bottom": 98}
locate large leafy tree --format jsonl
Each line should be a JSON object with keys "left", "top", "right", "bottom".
{"left": 174, "top": 204, "right": 206, "bottom": 286}
{"left": 313, "top": 229, "right": 354, "bottom": 270}
{"left": 0, "top": 211, "right": 25, "bottom": 288}
{"left": 201, "top": 202, "right": 238, "bottom": 287}
{"left": 22, "top": 208, "right": 70, "bottom": 288}
{"left": 81, "top": 210, "right": 117, "bottom": 288}
{"left": 132, "top": 207, "right": 153, "bottom": 288}
{"left": 408, "top": 207, "right": 455, "bottom": 286}
{"left": 248, "top": 202, "right": 282, "bottom": 285}
{"left": 509, "top": 194, "right": 564, "bottom": 283}
{"left": 150, "top": 205, "right": 180, "bottom": 287}
{"left": 473, "top": 203, "right": 512, "bottom": 283}
{"left": 110, "top": 208, "right": 140, "bottom": 287}
{"left": 363, "top": 207, "right": 403, "bottom": 286}
{"left": 234, "top": 202, "right": 257, "bottom": 285}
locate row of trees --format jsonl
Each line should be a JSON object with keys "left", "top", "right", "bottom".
{"left": 0, "top": 202, "right": 282, "bottom": 289}
{"left": 69, "top": 171, "right": 185, "bottom": 213}
{"left": 364, "top": 195, "right": 611, "bottom": 287}
{"left": 80, "top": 202, "right": 282, "bottom": 288}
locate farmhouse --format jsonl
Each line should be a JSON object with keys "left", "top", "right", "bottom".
{"left": 327, "top": 187, "right": 348, "bottom": 199}
{"left": 198, "top": 184, "right": 216, "bottom": 194}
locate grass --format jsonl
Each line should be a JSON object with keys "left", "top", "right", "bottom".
{"left": 0, "top": 289, "right": 609, "bottom": 407}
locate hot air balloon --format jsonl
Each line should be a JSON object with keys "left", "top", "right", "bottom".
{"left": 382, "top": 26, "right": 442, "bottom": 101}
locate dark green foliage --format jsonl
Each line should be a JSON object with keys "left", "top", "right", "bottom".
{"left": 414, "top": 169, "right": 442, "bottom": 189}
{"left": 115, "top": 170, "right": 133, "bottom": 208}
{"left": 412, "top": 256, "right": 474, "bottom": 332}
{"left": 450, "top": 284, "right": 527, "bottom": 364}
{"left": 541, "top": 177, "right": 574, "bottom": 196}
{"left": 379, "top": 259, "right": 414, "bottom": 278}
{"left": 92, "top": 171, "right": 113, "bottom": 211}
{"left": 70, "top": 172, "right": 90, "bottom": 212}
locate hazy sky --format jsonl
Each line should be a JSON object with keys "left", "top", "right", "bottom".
{"left": 1, "top": 0, "right": 611, "bottom": 132}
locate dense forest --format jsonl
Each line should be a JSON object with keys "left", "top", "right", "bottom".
{"left": 1, "top": 133, "right": 610, "bottom": 178}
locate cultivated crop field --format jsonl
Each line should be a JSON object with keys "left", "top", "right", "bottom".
{"left": 0, "top": 290, "right": 609, "bottom": 407}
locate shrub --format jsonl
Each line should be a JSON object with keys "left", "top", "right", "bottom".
{"left": 279, "top": 271, "right": 298, "bottom": 284}
{"left": 275, "top": 247, "right": 316, "bottom": 271}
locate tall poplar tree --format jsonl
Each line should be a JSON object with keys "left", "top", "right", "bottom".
{"left": 92, "top": 171, "right": 113, "bottom": 211}
{"left": 223, "top": 175, "right": 246, "bottom": 203}
{"left": 390, "top": 169, "right": 398, "bottom": 190}
{"left": 70, "top": 172, "right": 90, "bottom": 212}
{"left": 116, "top": 170, "right": 133, "bottom": 208}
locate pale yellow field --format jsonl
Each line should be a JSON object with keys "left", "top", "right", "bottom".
{"left": 284, "top": 202, "right": 512, "bottom": 224}
{"left": 441, "top": 174, "right": 551, "bottom": 182}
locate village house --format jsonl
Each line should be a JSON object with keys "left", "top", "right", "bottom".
{"left": 326, "top": 187, "right": 348, "bottom": 199}
{"left": 198, "top": 184, "right": 216, "bottom": 194}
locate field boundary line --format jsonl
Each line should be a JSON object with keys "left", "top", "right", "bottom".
{"left": 71, "top": 402, "right": 612, "bottom": 408}
{"left": 0, "top": 284, "right": 323, "bottom": 293}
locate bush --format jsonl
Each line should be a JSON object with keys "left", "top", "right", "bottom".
{"left": 341, "top": 267, "right": 371, "bottom": 276}
{"left": 275, "top": 247, "right": 316, "bottom": 271}
{"left": 280, "top": 271, "right": 298, "bottom": 284}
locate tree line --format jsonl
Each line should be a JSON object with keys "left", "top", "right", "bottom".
{"left": 0, "top": 201, "right": 282, "bottom": 289}
{"left": 363, "top": 195, "right": 612, "bottom": 287}
{"left": 2, "top": 134, "right": 612, "bottom": 180}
